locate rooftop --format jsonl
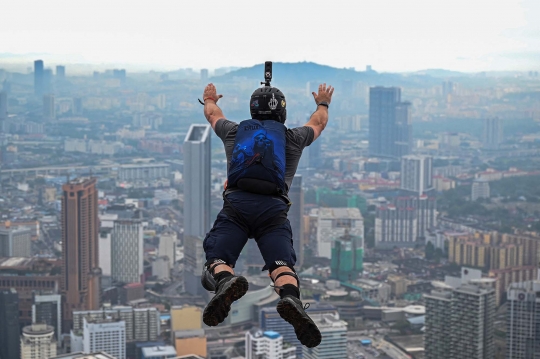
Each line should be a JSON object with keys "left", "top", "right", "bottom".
{"left": 22, "top": 324, "right": 55, "bottom": 336}
{"left": 141, "top": 346, "right": 177, "bottom": 357}
{"left": 319, "top": 207, "right": 363, "bottom": 220}
{"left": 50, "top": 353, "right": 117, "bottom": 359}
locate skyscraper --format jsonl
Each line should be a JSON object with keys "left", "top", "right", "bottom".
{"left": 200, "top": 69, "right": 209, "bottom": 81}
{"left": 316, "top": 208, "right": 364, "bottom": 259}
{"left": 34, "top": 60, "right": 44, "bottom": 96}
{"left": 289, "top": 175, "right": 304, "bottom": 267}
{"left": 111, "top": 219, "right": 144, "bottom": 284}
{"left": 43, "top": 94, "right": 56, "bottom": 120}
{"left": 20, "top": 324, "right": 57, "bottom": 359}
{"left": 0, "top": 289, "right": 20, "bottom": 359}
{"left": 506, "top": 280, "right": 540, "bottom": 359}
{"left": 0, "top": 91, "right": 7, "bottom": 124}
{"left": 61, "top": 178, "right": 100, "bottom": 330}
{"left": 368, "top": 87, "right": 411, "bottom": 158}
{"left": 183, "top": 124, "right": 211, "bottom": 296}
{"left": 483, "top": 118, "right": 502, "bottom": 150}
{"left": 33, "top": 293, "right": 62, "bottom": 342}
{"left": 72, "top": 97, "right": 83, "bottom": 115}
{"left": 424, "top": 279, "right": 495, "bottom": 359}
{"left": 401, "top": 155, "right": 433, "bottom": 195}
{"left": 56, "top": 65, "right": 65, "bottom": 78}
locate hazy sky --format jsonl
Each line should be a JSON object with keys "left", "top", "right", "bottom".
{"left": 2, "top": 0, "right": 539, "bottom": 72}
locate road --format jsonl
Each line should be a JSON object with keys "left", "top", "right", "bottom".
{"left": 377, "top": 339, "right": 411, "bottom": 359}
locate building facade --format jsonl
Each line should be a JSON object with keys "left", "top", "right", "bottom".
{"left": 472, "top": 179, "right": 490, "bottom": 201}
{"left": 118, "top": 164, "right": 170, "bottom": 182}
{"left": 245, "top": 329, "right": 296, "bottom": 359}
{"left": 0, "top": 225, "right": 32, "bottom": 257}
{"left": 302, "top": 313, "right": 347, "bottom": 359}
{"left": 424, "top": 280, "right": 495, "bottom": 359}
{"left": 33, "top": 293, "right": 62, "bottom": 342}
{"left": 483, "top": 118, "right": 502, "bottom": 150}
{"left": 83, "top": 318, "right": 126, "bottom": 359}
{"left": 368, "top": 86, "right": 411, "bottom": 158}
{"left": 20, "top": 324, "right": 57, "bottom": 359}
{"left": 289, "top": 175, "right": 304, "bottom": 267}
{"left": 183, "top": 124, "right": 211, "bottom": 296}
{"left": 316, "top": 208, "right": 364, "bottom": 259}
{"left": 0, "top": 289, "right": 20, "bottom": 359}
{"left": 401, "top": 155, "right": 433, "bottom": 195}
{"left": 111, "top": 219, "right": 144, "bottom": 284}
{"left": 61, "top": 178, "right": 100, "bottom": 330}
{"left": 506, "top": 280, "right": 540, "bottom": 359}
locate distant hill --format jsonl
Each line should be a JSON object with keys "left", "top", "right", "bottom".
{"left": 212, "top": 62, "right": 440, "bottom": 88}
{"left": 410, "top": 69, "right": 467, "bottom": 77}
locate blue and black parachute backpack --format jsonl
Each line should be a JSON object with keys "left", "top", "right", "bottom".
{"left": 227, "top": 119, "right": 286, "bottom": 195}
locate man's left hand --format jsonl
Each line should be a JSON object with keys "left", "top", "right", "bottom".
{"left": 203, "top": 83, "right": 223, "bottom": 103}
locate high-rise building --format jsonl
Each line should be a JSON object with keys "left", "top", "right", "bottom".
{"left": 289, "top": 175, "right": 304, "bottom": 267}
{"left": 111, "top": 219, "right": 144, "bottom": 284}
{"left": 183, "top": 124, "right": 211, "bottom": 296}
{"left": 173, "top": 329, "right": 206, "bottom": 358}
{"left": 72, "top": 97, "right": 83, "bottom": 115}
{"left": 200, "top": 69, "right": 209, "bottom": 81}
{"left": 33, "top": 293, "right": 62, "bottom": 342}
{"left": 472, "top": 179, "right": 490, "bottom": 201}
{"left": 375, "top": 204, "right": 417, "bottom": 248}
{"left": 401, "top": 155, "right": 433, "bottom": 194}
{"left": 424, "top": 287, "right": 453, "bottom": 359}
{"left": 34, "top": 60, "right": 44, "bottom": 96}
{"left": 0, "top": 224, "right": 32, "bottom": 257}
{"left": 56, "top": 65, "right": 65, "bottom": 78}
{"left": 20, "top": 324, "right": 57, "bottom": 359}
{"left": 73, "top": 307, "right": 160, "bottom": 342}
{"left": 43, "top": 94, "right": 56, "bottom": 120}
{"left": 483, "top": 118, "right": 502, "bottom": 150}
{"left": 506, "top": 280, "right": 540, "bottom": 359}
{"left": 331, "top": 232, "right": 363, "bottom": 282}
{"left": 368, "top": 87, "right": 411, "bottom": 158}
{"left": 0, "top": 91, "right": 7, "bottom": 124}
{"left": 488, "top": 266, "right": 538, "bottom": 306}
{"left": 83, "top": 317, "right": 126, "bottom": 359}
{"left": 118, "top": 164, "right": 170, "bottom": 182}
{"left": 316, "top": 208, "right": 363, "bottom": 259}
{"left": 158, "top": 232, "right": 176, "bottom": 264}
{"left": 302, "top": 313, "right": 347, "bottom": 359}
{"left": 43, "top": 69, "right": 53, "bottom": 94}
{"left": 424, "top": 280, "right": 495, "bottom": 359}
{"left": 0, "top": 289, "right": 20, "bottom": 359}
{"left": 260, "top": 303, "right": 338, "bottom": 358}
{"left": 245, "top": 329, "right": 296, "bottom": 359}
{"left": 141, "top": 346, "right": 177, "bottom": 359}
{"left": 61, "top": 178, "right": 100, "bottom": 330}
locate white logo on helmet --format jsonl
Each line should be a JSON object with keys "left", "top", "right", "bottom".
{"left": 268, "top": 93, "right": 278, "bottom": 110}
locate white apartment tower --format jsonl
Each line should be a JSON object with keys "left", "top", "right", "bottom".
{"left": 302, "top": 313, "right": 347, "bottom": 359}
{"left": 245, "top": 329, "right": 296, "bottom": 359}
{"left": 83, "top": 317, "right": 126, "bottom": 359}
{"left": 401, "top": 155, "right": 433, "bottom": 194}
{"left": 20, "top": 324, "right": 57, "bottom": 359}
{"left": 424, "top": 280, "right": 495, "bottom": 359}
{"left": 111, "top": 219, "right": 144, "bottom": 284}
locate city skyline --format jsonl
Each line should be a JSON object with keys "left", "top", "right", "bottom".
{"left": 1, "top": 0, "right": 539, "bottom": 72}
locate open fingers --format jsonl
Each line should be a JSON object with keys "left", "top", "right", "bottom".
{"left": 329, "top": 86, "right": 334, "bottom": 96}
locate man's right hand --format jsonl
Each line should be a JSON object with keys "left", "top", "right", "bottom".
{"left": 312, "top": 83, "right": 334, "bottom": 105}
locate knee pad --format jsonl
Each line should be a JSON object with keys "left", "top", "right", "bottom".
{"left": 201, "top": 259, "right": 227, "bottom": 292}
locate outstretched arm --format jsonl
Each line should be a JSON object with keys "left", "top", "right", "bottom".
{"left": 304, "top": 83, "right": 334, "bottom": 141}
{"left": 202, "top": 83, "right": 225, "bottom": 130}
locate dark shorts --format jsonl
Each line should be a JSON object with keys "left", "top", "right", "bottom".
{"left": 203, "top": 191, "right": 297, "bottom": 270}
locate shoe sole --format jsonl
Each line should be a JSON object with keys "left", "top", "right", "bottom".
{"left": 276, "top": 299, "right": 322, "bottom": 348}
{"left": 203, "top": 276, "right": 249, "bottom": 326}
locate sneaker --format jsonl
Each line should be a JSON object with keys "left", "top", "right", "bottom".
{"left": 203, "top": 275, "right": 249, "bottom": 326}
{"left": 276, "top": 296, "right": 322, "bottom": 348}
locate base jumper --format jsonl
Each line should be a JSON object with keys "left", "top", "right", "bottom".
{"left": 199, "top": 63, "right": 333, "bottom": 348}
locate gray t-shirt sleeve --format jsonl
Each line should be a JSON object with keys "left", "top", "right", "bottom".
{"left": 284, "top": 126, "right": 315, "bottom": 190}
{"left": 214, "top": 118, "right": 237, "bottom": 141}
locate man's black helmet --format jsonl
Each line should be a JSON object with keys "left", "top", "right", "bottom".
{"left": 250, "top": 86, "right": 287, "bottom": 123}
